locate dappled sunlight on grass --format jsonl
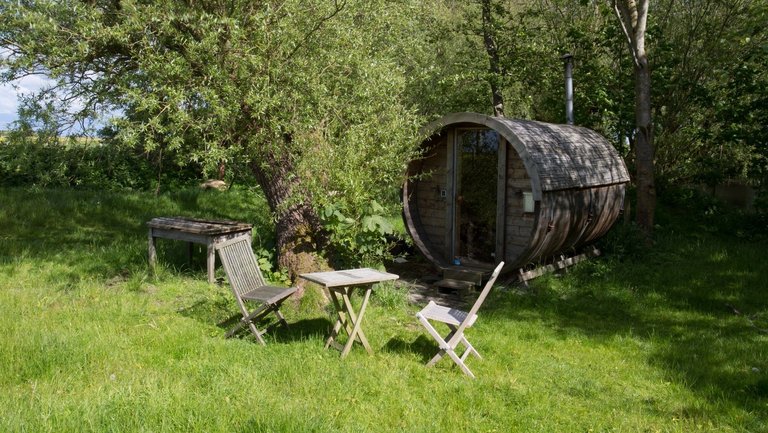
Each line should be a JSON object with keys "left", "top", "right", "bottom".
{"left": 490, "top": 221, "right": 768, "bottom": 427}
{"left": 1, "top": 187, "right": 767, "bottom": 432}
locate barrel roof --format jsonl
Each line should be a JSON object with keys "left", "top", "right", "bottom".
{"left": 424, "top": 113, "right": 630, "bottom": 196}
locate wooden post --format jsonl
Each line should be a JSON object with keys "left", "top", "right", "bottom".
{"left": 148, "top": 229, "right": 157, "bottom": 270}
{"left": 207, "top": 242, "right": 216, "bottom": 284}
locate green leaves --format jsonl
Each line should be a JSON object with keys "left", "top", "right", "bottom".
{"left": 322, "top": 204, "right": 355, "bottom": 231}
{"left": 362, "top": 200, "right": 394, "bottom": 236}
{"left": 650, "top": 0, "right": 768, "bottom": 185}
{"left": 319, "top": 200, "right": 396, "bottom": 268}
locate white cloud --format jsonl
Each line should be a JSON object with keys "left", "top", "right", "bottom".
{"left": 0, "top": 113, "right": 15, "bottom": 129}
{"left": 0, "top": 83, "right": 21, "bottom": 114}
{"left": 1, "top": 48, "right": 57, "bottom": 129}
{"left": 0, "top": 75, "right": 70, "bottom": 130}
{"left": 0, "top": 76, "right": 57, "bottom": 136}
{"left": 0, "top": 62, "right": 120, "bottom": 132}
{"left": 0, "top": 83, "right": 21, "bottom": 129}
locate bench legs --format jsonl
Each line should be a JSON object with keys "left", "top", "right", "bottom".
{"left": 206, "top": 242, "right": 216, "bottom": 284}
{"left": 147, "top": 228, "right": 249, "bottom": 284}
{"left": 148, "top": 231, "right": 157, "bottom": 269}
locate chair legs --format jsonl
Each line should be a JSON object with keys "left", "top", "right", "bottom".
{"left": 447, "top": 349, "right": 475, "bottom": 379}
{"left": 245, "top": 320, "right": 268, "bottom": 345}
{"left": 458, "top": 333, "right": 481, "bottom": 360}
{"left": 417, "top": 315, "right": 480, "bottom": 379}
{"left": 226, "top": 302, "right": 289, "bottom": 345}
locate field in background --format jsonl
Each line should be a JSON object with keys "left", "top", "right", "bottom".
{"left": 1, "top": 186, "right": 766, "bottom": 432}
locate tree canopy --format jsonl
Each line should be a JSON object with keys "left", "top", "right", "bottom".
{"left": 2, "top": 0, "right": 429, "bottom": 274}
{"left": 2, "top": 0, "right": 766, "bottom": 273}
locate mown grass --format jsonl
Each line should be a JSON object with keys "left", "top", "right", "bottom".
{"left": 1, "top": 186, "right": 766, "bottom": 432}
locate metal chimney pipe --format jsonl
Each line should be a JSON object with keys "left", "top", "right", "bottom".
{"left": 562, "top": 53, "right": 574, "bottom": 125}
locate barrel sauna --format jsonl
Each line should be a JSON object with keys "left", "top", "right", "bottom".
{"left": 402, "top": 112, "right": 630, "bottom": 274}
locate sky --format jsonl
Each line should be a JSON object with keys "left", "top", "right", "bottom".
{"left": 0, "top": 75, "right": 51, "bottom": 130}
{"left": 0, "top": 74, "right": 116, "bottom": 134}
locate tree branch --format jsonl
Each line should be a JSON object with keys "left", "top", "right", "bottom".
{"left": 283, "top": 0, "right": 347, "bottom": 63}
{"left": 611, "top": 0, "right": 641, "bottom": 68}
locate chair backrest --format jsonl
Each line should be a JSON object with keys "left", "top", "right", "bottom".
{"left": 215, "top": 237, "right": 266, "bottom": 298}
{"left": 451, "top": 261, "right": 505, "bottom": 339}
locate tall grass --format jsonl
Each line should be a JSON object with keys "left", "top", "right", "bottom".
{"left": 1, "top": 186, "right": 766, "bottom": 432}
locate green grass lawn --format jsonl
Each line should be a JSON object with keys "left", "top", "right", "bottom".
{"left": 1, "top": 187, "right": 766, "bottom": 432}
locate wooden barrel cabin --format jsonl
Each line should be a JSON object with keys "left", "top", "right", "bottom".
{"left": 402, "top": 112, "right": 630, "bottom": 276}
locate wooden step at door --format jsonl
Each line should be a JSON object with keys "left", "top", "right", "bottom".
{"left": 433, "top": 278, "right": 475, "bottom": 296}
{"left": 442, "top": 268, "right": 484, "bottom": 286}
{"left": 434, "top": 267, "right": 485, "bottom": 295}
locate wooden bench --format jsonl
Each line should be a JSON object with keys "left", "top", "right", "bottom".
{"left": 147, "top": 217, "right": 253, "bottom": 283}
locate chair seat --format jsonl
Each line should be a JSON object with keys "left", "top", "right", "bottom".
{"left": 415, "top": 262, "right": 504, "bottom": 378}
{"left": 418, "top": 302, "right": 477, "bottom": 328}
{"left": 242, "top": 285, "right": 298, "bottom": 305}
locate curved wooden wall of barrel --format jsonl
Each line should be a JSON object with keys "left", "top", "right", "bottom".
{"left": 402, "top": 136, "right": 451, "bottom": 268}
{"left": 509, "top": 183, "right": 626, "bottom": 268}
{"left": 402, "top": 112, "right": 629, "bottom": 274}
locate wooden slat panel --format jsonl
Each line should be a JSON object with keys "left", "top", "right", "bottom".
{"left": 300, "top": 268, "right": 398, "bottom": 288}
{"left": 148, "top": 217, "right": 251, "bottom": 235}
{"left": 496, "top": 118, "right": 630, "bottom": 191}
{"left": 420, "top": 303, "right": 469, "bottom": 326}
{"left": 217, "top": 238, "right": 265, "bottom": 298}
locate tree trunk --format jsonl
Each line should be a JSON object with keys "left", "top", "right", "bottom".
{"left": 481, "top": 0, "right": 505, "bottom": 117}
{"left": 634, "top": 54, "right": 656, "bottom": 236}
{"left": 611, "top": 0, "right": 656, "bottom": 238}
{"left": 249, "top": 149, "right": 326, "bottom": 281}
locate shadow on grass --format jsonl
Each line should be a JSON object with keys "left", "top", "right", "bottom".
{"left": 177, "top": 295, "right": 332, "bottom": 345}
{"left": 481, "top": 229, "right": 768, "bottom": 416}
{"left": 383, "top": 335, "right": 438, "bottom": 362}
{"left": 0, "top": 187, "right": 275, "bottom": 282}
{"left": 271, "top": 318, "right": 332, "bottom": 343}
{"left": 216, "top": 318, "right": 331, "bottom": 346}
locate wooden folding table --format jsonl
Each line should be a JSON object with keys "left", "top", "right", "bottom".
{"left": 300, "top": 268, "right": 399, "bottom": 358}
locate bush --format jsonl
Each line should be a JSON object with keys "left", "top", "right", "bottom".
{"left": 0, "top": 133, "right": 202, "bottom": 191}
{"left": 319, "top": 200, "right": 397, "bottom": 269}
{"left": 596, "top": 220, "right": 649, "bottom": 262}
{"left": 657, "top": 185, "right": 768, "bottom": 241}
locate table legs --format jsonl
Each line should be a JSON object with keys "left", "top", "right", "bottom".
{"left": 206, "top": 242, "right": 216, "bottom": 284}
{"left": 146, "top": 229, "right": 234, "bottom": 284}
{"left": 325, "top": 285, "right": 374, "bottom": 358}
{"left": 148, "top": 231, "right": 157, "bottom": 269}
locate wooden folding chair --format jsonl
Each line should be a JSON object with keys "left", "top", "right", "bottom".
{"left": 416, "top": 261, "right": 505, "bottom": 378}
{"left": 215, "top": 237, "right": 297, "bottom": 345}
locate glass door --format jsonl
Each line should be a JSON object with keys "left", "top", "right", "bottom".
{"left": 453, "top": 128, "right": 499, "bottom": 264}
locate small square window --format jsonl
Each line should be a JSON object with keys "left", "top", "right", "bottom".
{"left": 523, "top": 192, "right": 534, "bottom": 213}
